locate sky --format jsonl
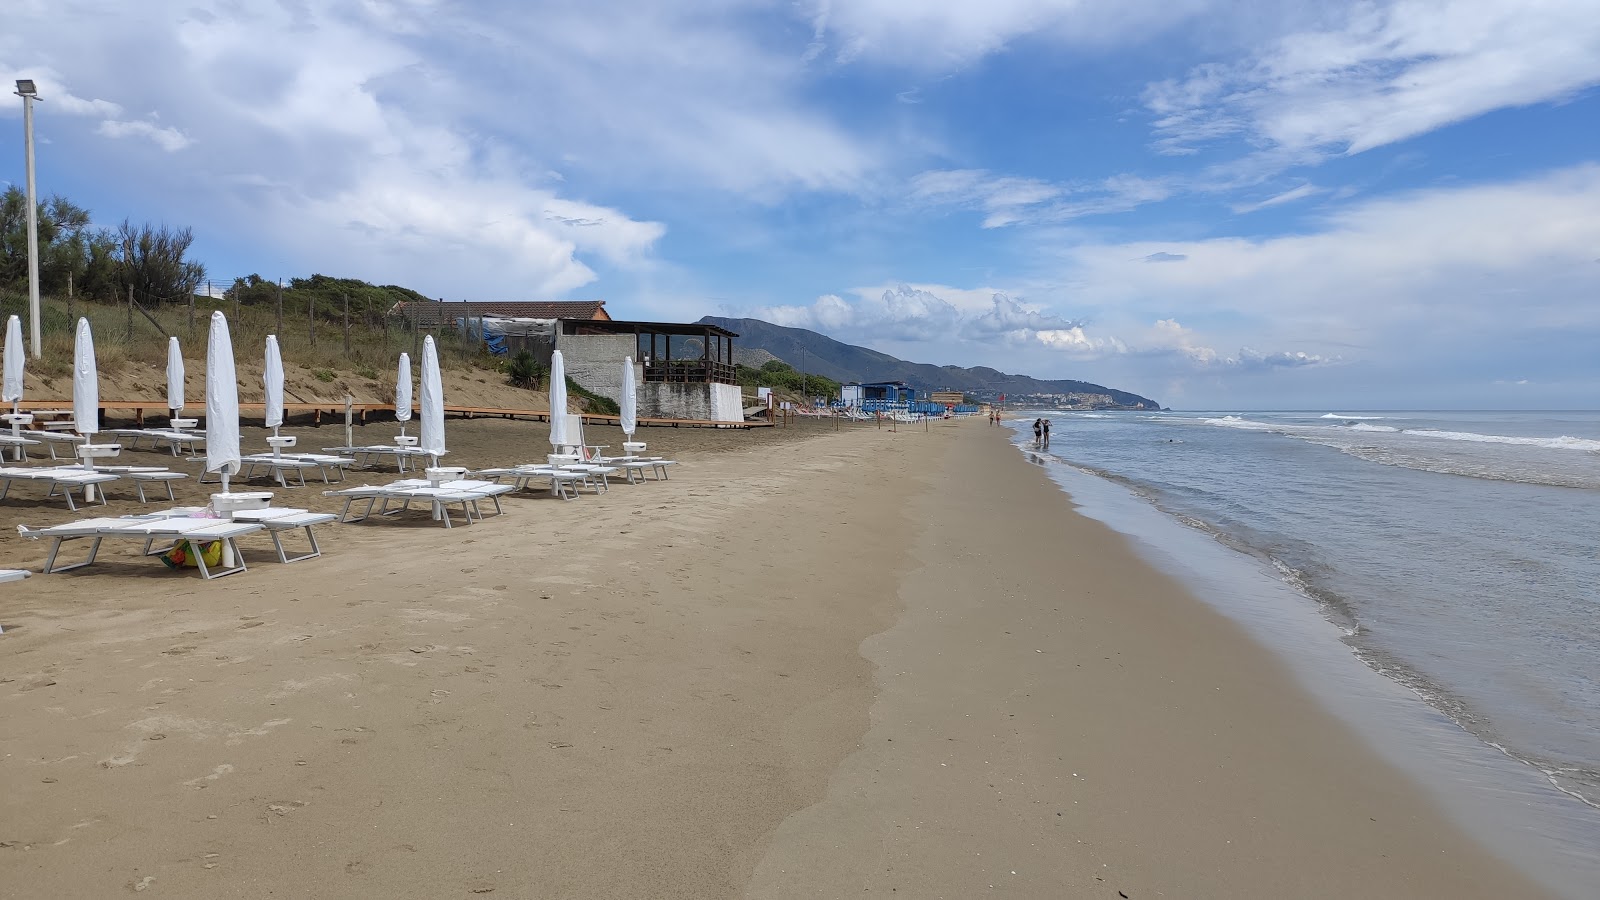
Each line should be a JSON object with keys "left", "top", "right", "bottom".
{"left": 3, "top": 0, "right": 1598, "bottom": 409}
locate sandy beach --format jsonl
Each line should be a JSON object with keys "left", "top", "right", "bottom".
{"left": 0, "top": 417, "right": 1550, "bottom": 898}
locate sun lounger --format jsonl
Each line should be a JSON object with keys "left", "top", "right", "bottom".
{"left": 17, "top": 516, "right": 263, "bottom": 579}
{"left": 474, "top": 465, "right": 590, "bottom": 500}
{"left": 0, "top": 466, "right": 121, "bottom": 510}
{"left": 148, "top": 506, "right": 337, "bottom": 564}
{"left": 0, "top": 433, "right": 41, "bottom": 460}
{"left": 323, "top": 479, "right": 512, "bottom": 528}
{"left": 32, "top": 431, "right": 87, "bottom": 460}
{"left": 245, "top": 452, "right": 353, "bottom": 485}
{"left": 0, "top": 464, "right": 189, "bottom": 508}
{"left": 322, "top": 445, "right": 437, "bottom": 473}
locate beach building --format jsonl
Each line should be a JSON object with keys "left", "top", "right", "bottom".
{"left": 539, "top": 319, "right": 744, "bottom": 423}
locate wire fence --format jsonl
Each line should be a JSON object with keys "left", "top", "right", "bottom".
{"left": 0, "top": 279, "right": 494, "bottom": 383}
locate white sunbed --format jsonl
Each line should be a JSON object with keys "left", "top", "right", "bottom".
{"left": 322, "top": 478, "right": 513, "bottom": 528}
{"left": 0, "top": 466, "right": 121, "bottom": 511}
{"left": 147, "top": 506, "right": 337, "bottom": 564}
{"left": 17, "top": 515, "right": 264, "bottom": 579}
{"left": 474, "top": 465, "right": 593, "bottom": 500}
{"left": 321, "top": 444, "right": 438, "bottom": 473}
{"left": 0, "top": 433, "right": 41, "bottom": 461}
{"left": 0, "top": 465, "right": 189, "bottom": 509}
{"left": 103, "top": 427, "right": 205, "bottom": 457}
{"left": 0, "top": 569, "right": 28, "bottom": 583}
{"left": 32, "top": 431, "right": 87, "bottom": 460}
{"left": 231, "top": 452, "right": 355, "bottom": 487}
{"left": 593, "top": 442, "right": 678, "bottom": 482}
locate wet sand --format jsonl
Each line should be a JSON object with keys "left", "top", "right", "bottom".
{"left": 0, "top": 417, "right": 1549, "bottom": 897}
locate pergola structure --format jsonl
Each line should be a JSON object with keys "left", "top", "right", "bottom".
{"left": 560, "top": 320, "right": 739, "bottom": 385}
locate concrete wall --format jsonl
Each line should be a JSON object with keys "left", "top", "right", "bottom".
{"left": 638, "top": 382, "right": 744, "bottom": 422}
{"left": 554, "top": 332, "right": 638, "bottom": 404}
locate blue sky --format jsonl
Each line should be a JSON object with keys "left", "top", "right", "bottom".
{"left": 4, "top": 1, "right": 1598, "bottom": 409}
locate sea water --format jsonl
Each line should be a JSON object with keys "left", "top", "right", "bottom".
{"left": 1009, "top": 410, "right": 1600, "bottom": 897}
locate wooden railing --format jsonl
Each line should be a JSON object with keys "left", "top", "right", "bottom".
{"left": 643, "top": 359, "right": 737, "bottom": 385}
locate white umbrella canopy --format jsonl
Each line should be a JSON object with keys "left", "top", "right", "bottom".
{"left": 3, "top": 314, "right": 22, "bottom": 410}
{"left": 548, "top": 350, "right": 569, "bottom": 448}
{"left": 205, "top": 311, "right": 241, "bottom": 491}
{"left": 72, "top": 318, "right": 99, "bottom": 437}
{"left": 263, "top": 335, "right": 284, "bottom": 434}
{"left": 419, "top": 336, "right": 445, "bottom": 461}
{"left": 166, "top": 336, "right": 185, "bottom": 413}
{"left": 395, "top": 352, "right": 412, "bottom": 432}
{"left": 620, "top": 356, "right": 637, "bottom": 438}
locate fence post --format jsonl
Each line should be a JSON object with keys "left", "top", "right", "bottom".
{"left": 309, "top": 294, "right": 316, "bottom": 348}
{"left": 343, "top": 292, "right": 350, "bottom": 353}
{"left": 276, "top": 279, "right": 284, "bottom": 335}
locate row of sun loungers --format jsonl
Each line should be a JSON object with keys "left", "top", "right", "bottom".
{"left": 5, "top": 445, "right": 683, "bottom": 583}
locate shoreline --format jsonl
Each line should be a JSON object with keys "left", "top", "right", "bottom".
{"left": 1008, "top": 416, "right": 1600, "bottom": 896}
{"left": 0, "top": 419, "right": 1557, "bottom": 897}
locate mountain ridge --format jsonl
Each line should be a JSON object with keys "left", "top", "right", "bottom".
{"left": 699, "top": 316, "right": 1160, "bottom": 409}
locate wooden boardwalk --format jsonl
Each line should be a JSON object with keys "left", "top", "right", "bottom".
{"left": 10, "top": 399, "right": 770, "bottom": 429}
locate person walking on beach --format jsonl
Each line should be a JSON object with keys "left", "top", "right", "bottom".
{"left": 1033, "top": 418, "right": 1043, "bottom": 446}
{"left": 1042, "top": 419, "right": 1051, "bottom": 449}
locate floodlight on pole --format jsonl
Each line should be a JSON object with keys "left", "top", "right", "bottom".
{"left": 14, "top": 79, "right": 42, "bottom": 359}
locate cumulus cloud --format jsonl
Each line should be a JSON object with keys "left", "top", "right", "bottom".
{"left": 969, "top": 294, "right": 1080, "bottom": 336}
{"left": 4, "top": 0, "right": 688, "bottom": 297}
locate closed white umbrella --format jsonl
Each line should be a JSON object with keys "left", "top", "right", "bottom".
{"left": 548, "top": 350, "right": 569, "bottom": 449}
{"left": 72, "top": 319, "right": 103, "bottom": 498}
{"left": 3, "top": 315, "right": 24, "bottom": 460}
{"left": 395, "top": 352, "right": 412, "bottom": 437}
{"left": 166, "top": 336, "right": 185, "bottom": 415}
{"left": 620, "top": 356, "right": 637, "bottom": 439}
{"left": 72, "top": 318, "right": 99, "bottom": 438}
{"left": 3, "top": 315, "right": 22, "bottom": 412}
{"left": 205, "top": 311, "right": 241, "bottom": 492}
{"left": 264, "top": 335, "right": 284, "bottom": 436}
{"left": 419, "top": 335, "right": 444, "bottom": 464}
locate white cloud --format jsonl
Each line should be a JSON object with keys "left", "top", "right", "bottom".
{"left": 910, "top": 168, "right": 1172, "bottom": 226}
{"left": 96, "top": 119, "right": 192, "bottom": 152}
{"left": 802, "top": 0, "right": 1211, "bottom": 68}
{"left": 1231, "top": 183, "right": 1322, "bottom": 214}
{"left": 1146, "top": 0, "right": 1600, "bottom": 158}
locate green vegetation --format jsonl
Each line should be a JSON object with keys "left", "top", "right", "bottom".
{"left": 735, "top": 359, "right": 839, "bottom": 399}
{"left": 313, "top": 368, "right": 336, "bottom": 383}
{"left": 506, "top": 349, "right": 544, "bottom": 389}
{"left": 565, "top": 376, "right": 619, "bottom": 415}
{"left": 1, "top": 187, "right": 205, "bottom": 303}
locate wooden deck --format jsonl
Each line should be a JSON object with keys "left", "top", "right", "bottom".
{"left": 10, "top": 399, "right": 772, "bottom": 429}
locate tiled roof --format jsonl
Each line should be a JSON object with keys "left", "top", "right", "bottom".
{"left": 394, "top": 300, "right": 608, "bottom": 323}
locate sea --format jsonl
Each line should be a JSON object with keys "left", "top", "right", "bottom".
{"left": 1008, "top": 409, "right": 1600, "bottom": 898}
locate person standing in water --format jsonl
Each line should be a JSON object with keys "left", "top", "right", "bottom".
{"left": 1033, "top": 418, "right": 1043, "bottom": 445}
{"left": 1042, "top": 419, "right": 1051, "bottom": 449}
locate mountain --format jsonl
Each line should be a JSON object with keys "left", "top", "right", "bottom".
{"left": 699, "top": 316, "right": 1161, "bottom": 409}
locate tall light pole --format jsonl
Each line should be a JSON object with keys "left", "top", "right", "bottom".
{"left": 14, "top": 79, "right": 42, "bottom": 359}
